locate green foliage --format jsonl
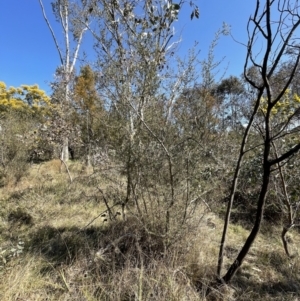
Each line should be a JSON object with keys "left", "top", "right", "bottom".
{"left": 0, "top": 112, "right": 35, "bottom": 184}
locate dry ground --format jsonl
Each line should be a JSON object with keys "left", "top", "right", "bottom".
{"left": 0, "top": 160, "right": 300, "bottom": 300}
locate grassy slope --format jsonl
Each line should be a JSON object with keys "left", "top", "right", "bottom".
{"left": 0, "top": 160, "right": 299, "bottom": 301}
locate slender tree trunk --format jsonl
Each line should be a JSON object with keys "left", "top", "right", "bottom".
{"left": 217, "top": 90, "right": 263, "bottom": 277}
{"left": 86, "top": 109, "right": 91, "bottom": 167}
{"left": 61, "top": 137, "right": 69, "bottom": 162}
{"left": 222, "top": 160, "right": 271, "bottom": 283}
{"left": 123, "top": 112, "right": 135, "bottom": 221}
{"left": 38, "top": 0, "right": 87, "bottom": 163}
{"left": 272, "top": 143, "right": 294, "bottom": 258}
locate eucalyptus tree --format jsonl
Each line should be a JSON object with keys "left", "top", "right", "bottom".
{"left": 38, "top": 0, "right": 92, "bottom": 161}
{"left": 215, "top": 75, "right": 245, "bottom": 132}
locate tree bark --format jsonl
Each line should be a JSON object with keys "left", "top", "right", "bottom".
{"left": 61, "top": 137, "right": 69, "bottom": 162}
{"left": 222, "top": 161, "right": 271, "bottom": 283}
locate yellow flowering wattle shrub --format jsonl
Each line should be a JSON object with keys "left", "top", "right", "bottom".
{"left": 0, "top": 81, "right": 52, "bottom": 116}
{"left": 259, "top": 89, "right": 300, "bottom": 121}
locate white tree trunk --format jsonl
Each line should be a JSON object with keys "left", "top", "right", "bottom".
{"left": 61, "top": 137, "right": 69, "bottom": 162}
{"left": 39, "top": 0, "right": 88, "bottom": 163}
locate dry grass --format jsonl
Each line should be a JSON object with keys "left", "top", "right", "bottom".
{"left": 1, "top": 160, "right": 300, "bottom": 300}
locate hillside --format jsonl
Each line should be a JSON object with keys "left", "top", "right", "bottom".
{"left": 0, "top": 160, "right": 299, "bottom": 301}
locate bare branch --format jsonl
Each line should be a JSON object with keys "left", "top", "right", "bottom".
{"left": 269, "top": 142, "right": 300, "bottom": 165}
{"left": 38, "top": 0, "right": 64, "bottom": 65}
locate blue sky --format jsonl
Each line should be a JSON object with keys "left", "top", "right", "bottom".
{"left": 0, "top": 1, "right": 255, "bottom": 95}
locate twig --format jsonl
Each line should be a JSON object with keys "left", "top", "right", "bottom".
{"left": 60, "top": 159, "right": 72, "bottom": 183}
